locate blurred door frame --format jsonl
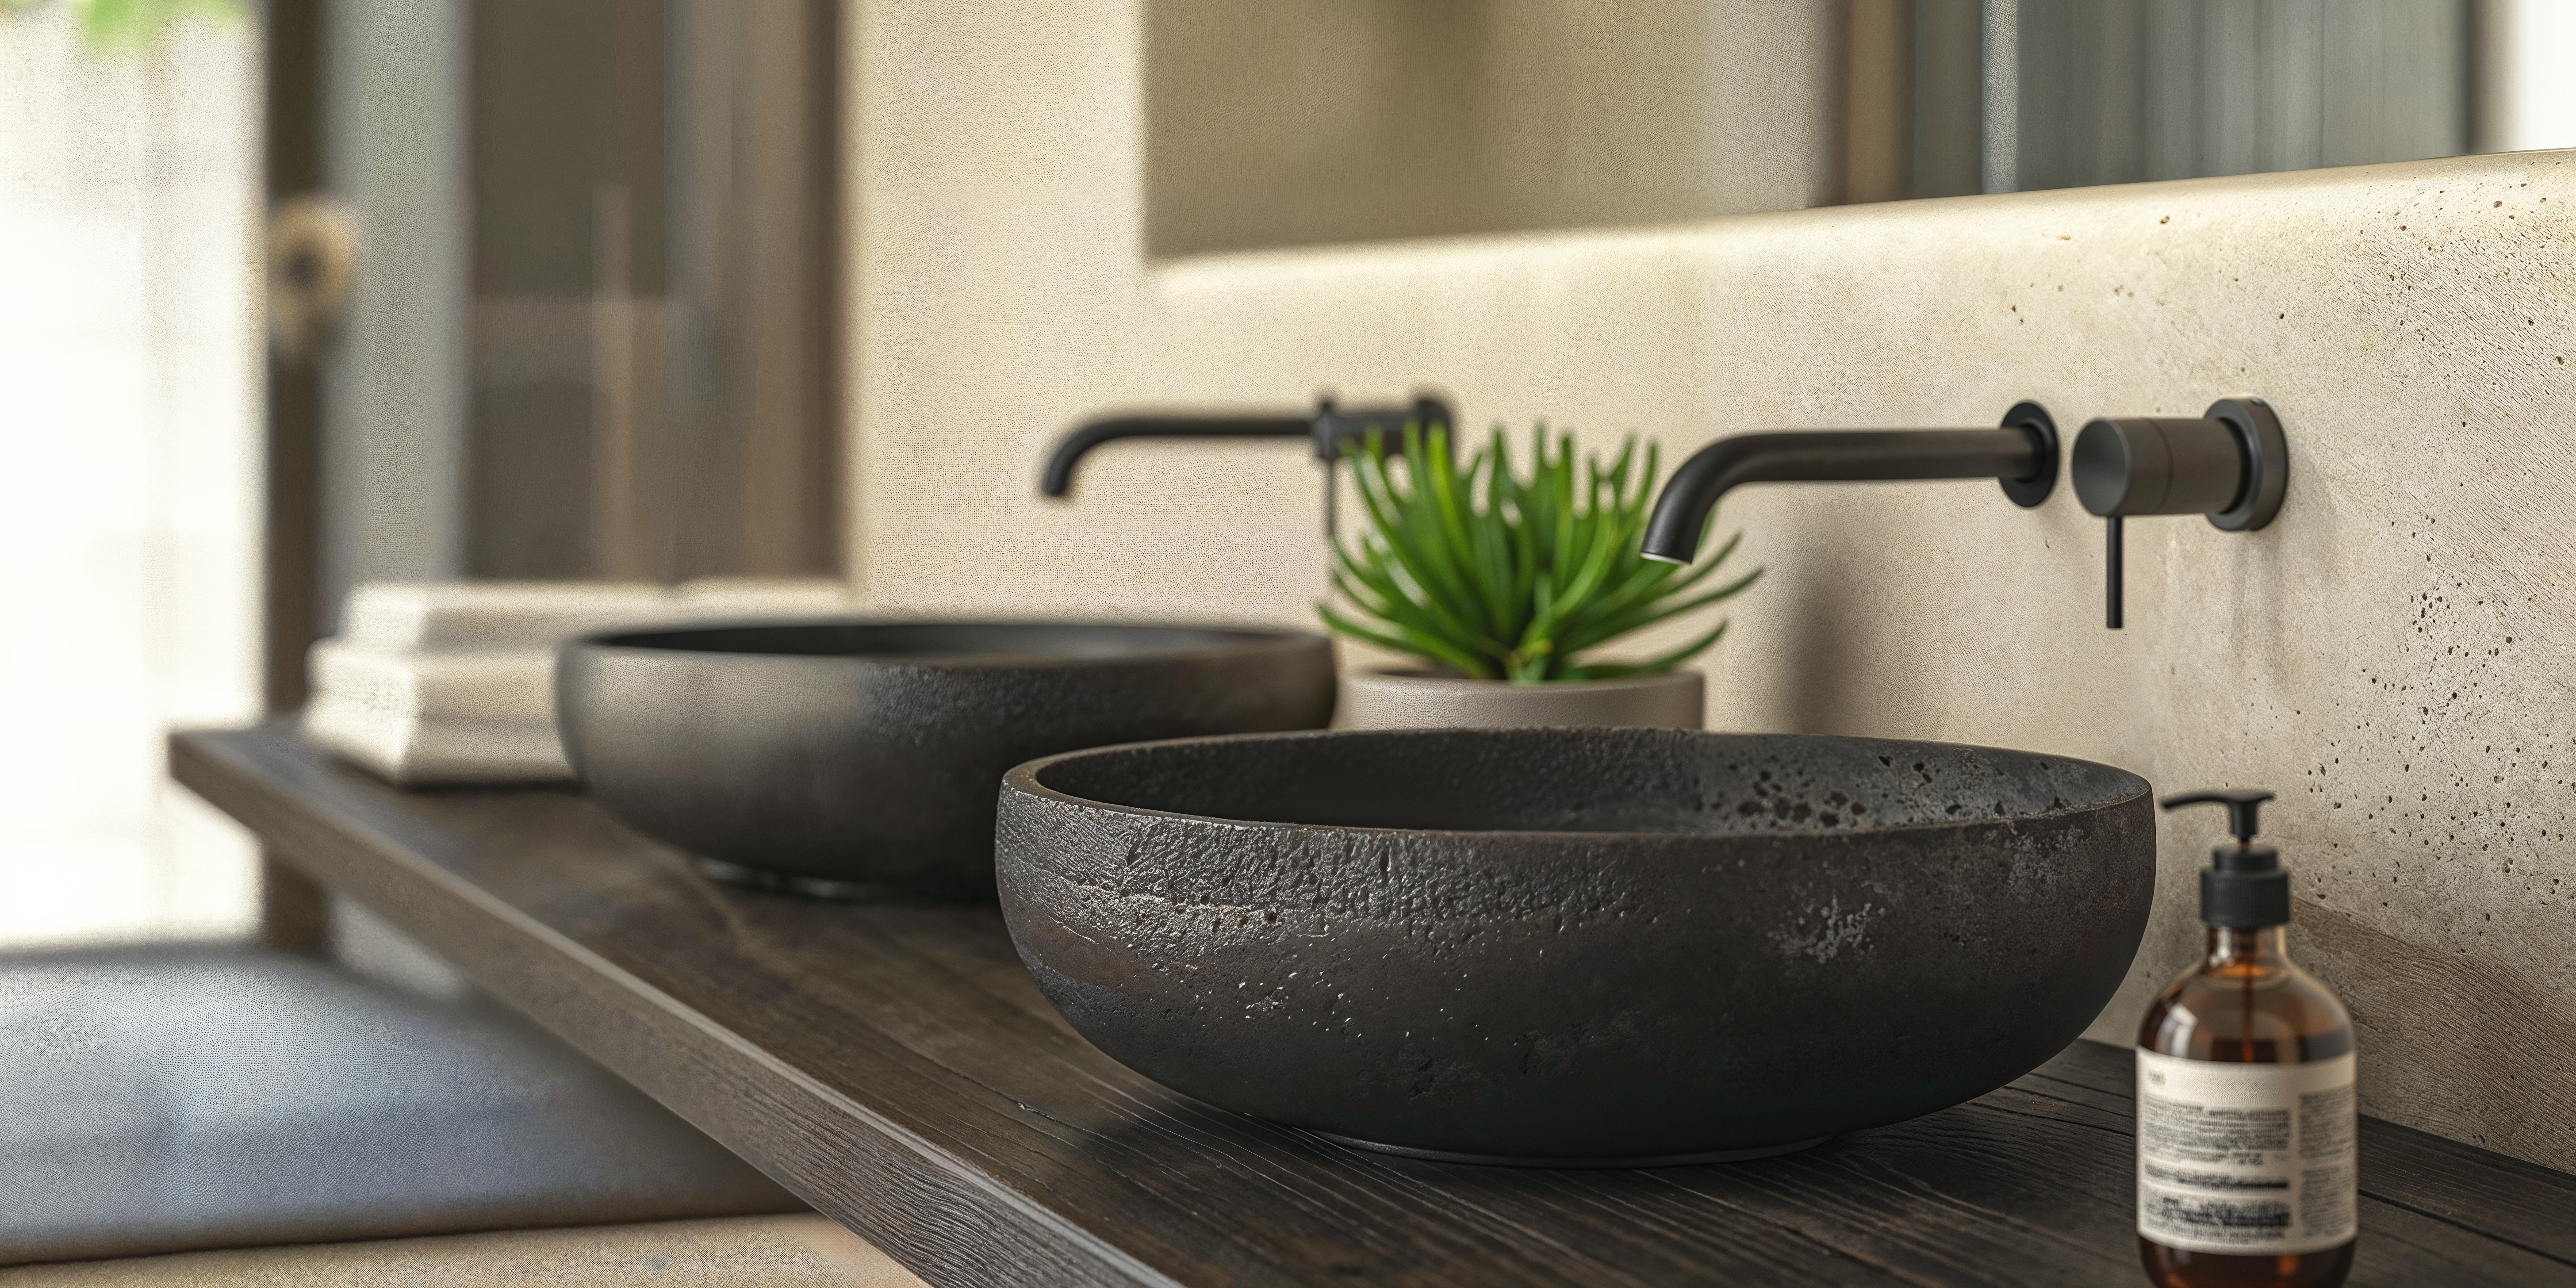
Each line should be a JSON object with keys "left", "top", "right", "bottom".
{"left": 259, "top": 0, "right": 332, "bottom": 951}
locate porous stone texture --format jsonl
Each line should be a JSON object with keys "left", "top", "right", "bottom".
{"left": 846, "top": 2, "right": 2576, "bottom": 1167}
{"left": 999, "top": 729, "right": 2154, "bottom": 1162}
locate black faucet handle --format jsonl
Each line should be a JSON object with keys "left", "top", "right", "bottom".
{"left": 2072, "top": 416, "right": 2248, "bottom": 518}
{"left": 2104, "top": 515, "right": 2123, "bottom": 629}
{"left": 2070, "top": 399, "right": 2285, "bottom": 529}
{"left": 2072, "top": 398, "right": 2287, "bottom": 630}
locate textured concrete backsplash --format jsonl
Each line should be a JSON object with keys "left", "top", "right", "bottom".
{"left": 848, "top": 3, "right": 2576, "bottom": 1169}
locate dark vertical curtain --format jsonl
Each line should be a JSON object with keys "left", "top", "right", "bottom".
{"left": 1978, "top": 0, "right": 2470, "bottom": 196}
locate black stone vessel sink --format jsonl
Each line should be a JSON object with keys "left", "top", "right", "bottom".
{"left": 558, "top": 621, "right": 1335, "bottom": 901}
{"left": 997, "top": 728, "right": 2154, "bottom": 1165}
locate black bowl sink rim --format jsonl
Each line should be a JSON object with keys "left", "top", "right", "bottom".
{"left": 996, "top": 725, "right": 2160, "bottom": 1162}
{"left": 557, "top": 618, "right": 1340, "bottom": 901}
{"left": 574, "top": 618, "right": 1328, "bottom": 670}
{"left": 1008, "top": 726, "right": 2151, "bottom": 842}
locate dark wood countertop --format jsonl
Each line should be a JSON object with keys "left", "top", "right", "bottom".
{"left": 171, "top": 725, "right": 2576, "bottom": 1287}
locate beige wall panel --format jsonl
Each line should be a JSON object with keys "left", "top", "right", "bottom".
{"left": 849, "top": 2, "right": 2576, "bottom": 1169}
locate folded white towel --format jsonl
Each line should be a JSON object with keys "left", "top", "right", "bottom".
{"left": 671, "top": 578, "right": 864, "bottom": 621}
{"left": 341, "top": 579, "right": 862, "bottom": 650}
{"left": 309, "top": 641, "right": 556, "bottom": 724}
{"left": 305, "top": 578, "right": 859, "bottom": 786}
{"left": 301, "top": 694, "right": 573, "bottom": 785}
{"left": 339, "top": 583, "right": 679, "bottom": 651}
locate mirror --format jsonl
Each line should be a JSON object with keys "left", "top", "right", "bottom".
{"left": 1150, "top": 0, "right": 2539, "bottom": 259}
{"left": 1987, "top": 0, "right": 2466, "bottom": 194}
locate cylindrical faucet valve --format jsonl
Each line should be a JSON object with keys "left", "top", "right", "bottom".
{"left": 2072, "top": 417, "right": 2253, "bottom": 518}
{"left": 2070, "top": 397, "right": 2287, "bottom": 629}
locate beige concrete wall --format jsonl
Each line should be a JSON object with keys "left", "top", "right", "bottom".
{"left": 848, "top": 2, "right": 2576, "bottom": 1169}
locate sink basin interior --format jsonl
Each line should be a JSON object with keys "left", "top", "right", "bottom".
{"left": 1030, "top": 728, "right": 2141, "bottom": 836}
{"left": 588, "top": 621, "right": 1278, "bottom": 662}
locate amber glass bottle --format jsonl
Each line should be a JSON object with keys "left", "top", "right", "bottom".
{"left": 2136, "top": 791, "right": 2355, "bottom": 1288}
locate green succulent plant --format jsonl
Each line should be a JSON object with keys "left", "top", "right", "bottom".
{"left": 1319, "top": 422, "right": 1760, "bottom": 683}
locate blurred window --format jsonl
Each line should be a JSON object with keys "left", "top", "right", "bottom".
{"left": 0, "top": 0, "right": 261, "bottom": 947}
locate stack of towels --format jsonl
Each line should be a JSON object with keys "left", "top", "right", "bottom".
{"left": 303, "top": 579, "right": 856, "bottom": 786}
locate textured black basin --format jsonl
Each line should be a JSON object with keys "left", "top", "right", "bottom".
{"left": 559, "top": 621, "right": 1335, "bottom": 900}
{"left": 997, "top": 728, "right": 2154, "bottom": 1165}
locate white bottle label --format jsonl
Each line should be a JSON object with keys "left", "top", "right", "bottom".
{"left": 2136, "top": 1049, "right": 2358, "bottom": 1255}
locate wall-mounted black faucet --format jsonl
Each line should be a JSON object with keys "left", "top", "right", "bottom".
{"left": 1041, "top": 393, "right": 1455, "bottom": 536}
{"left": 1639, "top": 402, "right": 2061, "bottom": 564}
{"left": 2070, "top": 397, "right": 2286, "bottom": 629}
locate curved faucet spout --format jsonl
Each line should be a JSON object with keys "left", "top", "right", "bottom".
{"left": 1040, "top": 415, "right": 1311, "bottom": 498}
{"left": 1640, "top": 407, "right": 2058, "bottom": 564}
{"left": 1040, "top": 394, "right": 1454, "bottom": 499}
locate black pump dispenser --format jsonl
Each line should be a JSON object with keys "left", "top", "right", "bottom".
{"left": 2162, "top": 789, "right": 2290, "bottom": 928}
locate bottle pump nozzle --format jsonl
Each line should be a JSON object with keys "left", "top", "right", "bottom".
{"left": 2162, "top": 788, "right": 2290, "bottom": 928}
{"left": 2162, "top": 788, "right": 2272, "bottom": 846}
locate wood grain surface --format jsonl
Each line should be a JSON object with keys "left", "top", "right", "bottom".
{"left": 169, "top": 726, "right": 2576, "bottom": 1288}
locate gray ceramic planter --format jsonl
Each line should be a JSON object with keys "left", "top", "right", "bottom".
{"left": 1337, "top": 667, "right": 1702, "bottom": 729}
{"left": 559, "top": 620, "right": 1335, "bottom": 900}
{"left": 997, "top": 727, "right": 2154, "bottom": 1165}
